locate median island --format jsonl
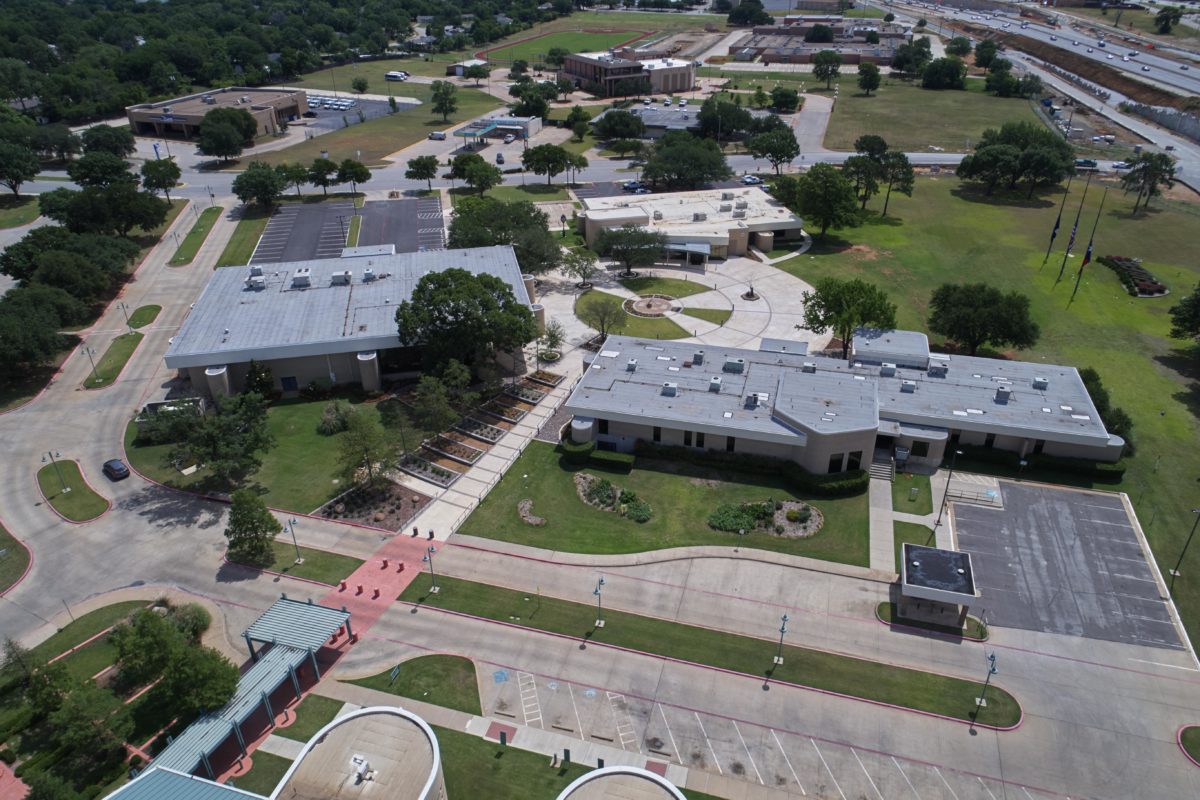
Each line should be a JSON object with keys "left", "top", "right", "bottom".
{"left": 400, "top": 574, "right": 1021, "bottom": 728}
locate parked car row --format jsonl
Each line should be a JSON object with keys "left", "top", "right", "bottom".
{"left": 309, "top": 96, "right": 358, "bottom": 111}
{"left": 385, "top": 70, "right": 410, "bottom": 81}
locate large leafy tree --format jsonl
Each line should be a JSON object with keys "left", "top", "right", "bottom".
{"left": 463, "top": 159, "right": 502, "bottom": 196}
{"left": 596, "top": 224, "right": 667, "bottom": 277}
{"left": 431, "top": 80, "right": 458, "bottom": 121}
{"left": 224, "top": 488, "right": 281, "bottom": 565}
{"left": 197, "top": 121, "right": 245, "bottom": 162}
{"left": 0, "top": 142, "right": 40, "bottom": 197}
{"left": 140, "top": 158, "right": 181, "bottom": 202}
{"left": 49, "top": 682, "right": 132, "bottom": 756}
{"left": 0, "top": 303, "right": 65, "bottom": 380}
{"left": 80, "top": 125, "right": 135, "bottom": 157}
{"left": 974, "top": 40, "right": 998, "bottom": 69}
{"left": 337, "top": 158, "right": 371, "bottom": 194}
{"left": 308, "top": 157, "right": 338, "bottom": 196}
{"left": 1156, "top": 5, "right": 1183, "bottom": 33}
{"left": 747, "top": 127, "right": 800, "bottom": 175}
{"left": 232, "top": 161, "right": 286, "bottom": 206}
{"left": 842, "top": 155, "right": 881, "bottom": 210}
{"left": 1120, "top": 152, "right": 1177, "bottom": 214}
{"left": 927, "top": 283, "right": 1040, "bottom": 356}
{"left": 522, "top": 143, "right": 571, "bottom": 184}
{"left": 337, "top": 412, "right": 392, "bottom": 486}
{"left": 203, "top": 107, "right": 258, "bottom": 142}
{"left": 770, "top": 86, "right": 800, "bottom": 113}
{"left": 891, "top": 38, "right": 933, "bottom": 74}
{"left": 642, "top": 131, "right": 731, "bottom": 190}
{"left": 800, "top": 278, "right": 897, "bottom": 359}
{"left": 447, "top": 196, "right": 561, "bottom": 275}
{"left": 812, "top": 50, "right": 842, "bottom": 90}
{"left": 1168, "top": 284, "right": 1200, "bottom": 343}
{"left": 697, "top": 98, "right": 751, "bottom": 145}
{"left": 578, "top": 294, "right": 628, "bottom": 339}
{"left": 410, "top": 375, "right": 460, "bottom": 432}
{"left": 922, "top": 57, "right": 967, "bottom": 90}
{"left": 854, "top": 135, "right": 888, "bottom": 164}
{"left": 395, "top": 268, "right": 537, "bottom": 371}
{"left": 956, "top": 144, "right": 1022, "bottom": 195}
{"left": 157, "top": 646, "right": 238, "bottom": 719}
{"left": 879, "top": 151, "right": 914, "bottom": 216}
{"left": 276, "top": 163, "right": 309, "bottom": 198}
{"left": 593, "top": 110, "right": 645, "bottom": 141}
{"left": 110, "top": 609, "right": 185, "bottom": 688}
{"left": 170, "top": 392, "right": 276, "bottom": 486}
{"left": 789, "top": 162, "right": 859, "bottom": 239}
{"left": 1079, "top": 367, "right": 1134, "bottom": 451}
{"left": 975, "top": 121, "right": 1073, "bottom": 189}
{"left": 857, "top": 63, "right": 881, "bottom": 96}
{"left": 405, "top": 155, "right": 440, "bottom": 191}
{"left": 946, "top": 37, "right": 972, "bottom": 57}
{"left": 728, "top": 0, "right": 771, "bottom": 25}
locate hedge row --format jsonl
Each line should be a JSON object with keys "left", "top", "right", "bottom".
{"left": 558, "top": 441, "right": 636, "bottom": 472}
{"left": 633, "top": 442, "right": 869, "bottom": 497}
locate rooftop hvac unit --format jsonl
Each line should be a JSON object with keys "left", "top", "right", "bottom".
{"left": 732, "top": 210, "right": 746, "bottom": 219}
{"left": 161, "top": 106, "right": 172, "bottom": 113}
{"left": 745, "top": 393, "right": 759, "bottom": 409}
{"left": 723, "top": 357, "right": 745, "bottom": 374}
{"left": 719, "top": 203, "right": 732, "bottom": 212}
{"left": 363, "top": 268, "right": 375, "bottom": 282}
{"left": 928, "top": 360, "right": 948, "bottom": 377}
{"left": 692, "top": 212, "right": 707, "bottom": 222}
{"left": 291, "top": 268, "right": 311, "bottom": 288}
{"left": 693, "top": 349, "right": 705, "bottom": 366}
{"left": 995, "top": 386, "right": 1012, "bottom": 403}
{"left": 880, "top": 362, "right": 896, "bottom": 377}
{"left": 331, "top": 270, "right": 352, "bottom": 285}
{"left": 900, "top": 379, "right": 917, "bottom": 393}
{"left": 802, "top": 362, "right": 816, "bottom": 373}
{"left": 709, "top": 376, "right": 722, "bottom": 393}
{"left": 734, "top": 199, "right": 748, "bottom": 209}
{"left": 1033, "top": 376, "right": 1049, "bottom": 390}
{"left": 652, "top": 210, "right": 663, "bottom": 220}
{"left": 720, "top": 191, "right": 733, "bottom": 200}
{"left": 248, "top": 265, "right": 263, "bottom": 277}
{"left": 245, "top": 275, "right": 266, "bottom": 290}
{"left": 661, "top": 382, "right": 678, "bottom": 397}
{"left": 240, "top": 95, "right": 251, "bottom": 103}
{"left": 626, "top": 358, "right": 638, "bottom": 372}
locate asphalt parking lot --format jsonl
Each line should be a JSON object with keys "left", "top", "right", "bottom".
{"left": 357, "top": 196, "right": 444, "bottom": 253}
{"left": 249, "top": 201, "right": 355, "bottom": 264}
{"left": 301, "top": 96, "right": 410, "bottom": 133}
{"left": 954, "top": 483, "right": 1182, "bottom": 650}
{"left": 575, "top": 178, "right": 764, "bottom": 202}
{"left": 481, "top": 663, "right": 1061, "bottom": 800}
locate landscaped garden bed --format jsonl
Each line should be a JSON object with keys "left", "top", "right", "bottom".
{"left": 425, "top": 434, "right": 484, "bottom": 465}
{"left": 528, "top": 369, "right": 565, "bottom": 387}
{"left": 707, "top": 499, "right": 822, "bottom": 537}
{"left": 455, "top": 417, "right": 507, "bottom": 443}
{"left": 480, "top": 399, "right": 527, "bottom": 423}
{"left": 1099, "top": 255, "right": 1168, "bottom": 297}
{"left": 399, "top": 453, "right": 461, "bottom": 487}
{"left": 505, "top": 383, "right": 546, "bottom": 404}
{"left": 573, "top": 472, "right": 653, "bottom": 523}
{"left": 314, "top": 479, "right": 433, "bottom": 530}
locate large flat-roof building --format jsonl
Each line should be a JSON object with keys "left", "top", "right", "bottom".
{"left": 579, "top": 187, "right": 805, "bottom": 263}
{"left": 590, "top": 105, "right": 772, "bottom": 140}
{"left": 564, "top": 330, "right": 1123, "bottom": 475}
{"left": 562, "top": 51, "right": 696, "bottom": 97}
{"left": 164, "top": 246, "right": 532, "bottom": 397}
{"left": 126, "top": 87, "right": 308, "bottom": 139}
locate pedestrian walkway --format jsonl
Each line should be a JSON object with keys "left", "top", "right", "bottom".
{"left": 867, "top": 469, "right": 957, "bottom": 572}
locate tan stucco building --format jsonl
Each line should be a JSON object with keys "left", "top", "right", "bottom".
{"left": 126, "top": 87, "right": 308, "bottom": 138}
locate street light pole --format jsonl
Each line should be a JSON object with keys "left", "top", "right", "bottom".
{"left": 969, "top": 652, "right": 998, "bottom": 732}
{"left": 593, "top": 577, "right": 606, "bottom": 628}
{"left": 118, "top": 302, "right": 132, "bottom": 333}
{"left": 774, "top": 613, "right": 789, "bottom": 666}
{"left": 1169, "top": 508, "right": 1200, "bottom": 591}
{"left": 934, "top": 448, "right": 963, "bottom": 529}
{"left": 423, "top": 545, "right": 439, "bottom": 593}
{"left": 45, "top": 451, "right": 70, "bottom": 494}
{"left": 287, "top": 517, "right": 302, "bottom": 564}
{"left": 82, "top": 346, "right": 100, "bottom": 385}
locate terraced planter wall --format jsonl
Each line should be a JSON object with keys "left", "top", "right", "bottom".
{"left": 456, "top": 417, "right": 506, "bottom": 443}
{"left": 506, "top": 384, "right": 546, "bottom": 403}
{"left": 425, "top": 435, "right": 484, "bottom": 466}
{"left": 528, "top": 370, "right": 565, "bottom": 387}
{"left": 398, "top": 454, "right": 460, "bottom": 487}
{"left": 481, "top": 401, "right": 527, "bottom": 423}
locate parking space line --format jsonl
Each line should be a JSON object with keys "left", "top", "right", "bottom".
{"left": 933, "top": 767, "right": 959, "bottom": 800}
{"left": 851, "top": 748, "right": 884, "bottom": 800}
{"left": 770, "top": 730, "right": 804, "bottom": 795}
{"left": 809, "top": 739, "right": 845, "bottom": 800}
{"left": 977, "top": 776, "right": 998, "bottom": 800}
{"left": 891, "top": 756, "right": 920, "bottom": 798}
{"left": 606, "top": 692, "right": 639, "bottom": 751}
{"left": 694, "top": 713, "right": 722, "bottom": 775}
{"left": 657, "top": 704, "right": 681, "bottom": 764}
{"left": 566, "top": 683, "right": 585, "bottom": 740}
{"left": 517, "top": 672, "right": 542, "bottom": 728}
{"left": 731, "top": 720, "right": 763, "bottom": 785}
{"left": 1021, "top": 789, "right": 1034, "bottom": 800}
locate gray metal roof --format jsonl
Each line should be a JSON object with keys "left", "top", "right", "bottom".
{"left": 106, "top": 767, "right": 262, "bottom": 800}
{"left": 244, "top": 596, "right": 350, "bottom": 651}
{"left": 759, "top": 338, "right": 809, "bottom": 356}
{"left": 852, "top": 328, "right": 930, "bottom": 367}
{"left": 902, "top": 544, "right": 975, "bottom": 597}
{"left": 164, "top": 246, "right": 528, "bottom": 369}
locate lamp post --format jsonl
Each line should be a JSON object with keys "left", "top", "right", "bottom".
{"left": 43, "top": 451, "right": 69, "bottom": 494}
{"left": 1169, "top": 508, "right": 1200, "bottom": 591}
{"left": 593, "top": 577, "right": 606, "bottom": 628}
{"left": 423, "top": 545, "right": 439, "bottom": 593}
{"left": 82, "top": 346, "right": 100, "bottom": 385}
{"left": 773, "top": 613, "right": 789, "bottom": 666}
{"left": 969, "top": 652, "right": 998, "bottom": 732}
{"left": 560, "top": 213, "right": 568, "bottom": 238}
{"left": 934, "top": 448, "right": 963, "bottom": 529}
{"left": 287, "top": 517, "right": 302, "bottom": 564}
{"left": 118, "top": 302, "right": 132, "bottom": 333}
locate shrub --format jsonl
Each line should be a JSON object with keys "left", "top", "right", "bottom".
{"left": 586, "top": 478, "right": 617, "bottom": 507}
{"left": 561, "top": 439, "right": 595, "bottom": 464}
{"left": 708, "top": 502, "right": 774, "bottom": 532}
{"left": 300, "top": 378, "right": 333, "bottom": 400}
{"left": 625, "top": 499, "right": 653, "bottom": 523}
{"left": 774, "top": 524, "right": 785, "bottom": 534}
{"left": 589, "top": 449, "right": 635, "bottom": 472}
{"left": 619, "top": 488, "right": 636, "bottom": 504}
{"left": 633, "top": 441, "right": 868, "bottom": 497}
{"left": 0, "top": 748, "right": 14, "bottom": 764}
{"left": 169, "top": 603, "right": 212, "bottom": 641}
{"left": 317, "top": 400, "right": 355, "bottom": 435}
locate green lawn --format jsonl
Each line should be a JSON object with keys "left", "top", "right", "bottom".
{"left": 248, "top": 84, "right": 502, "bottom": 168}
{"left": 482, "top": 31, "right": 646, "bottom": 64}
{"left": 435, "top": 724, "right": 590, "bottom": 799}
{"left": 252, "top": 541, "right": 363, "bottom": 585}
{"left": 277, "top": 694, "right": 344, "bottom": 742}
{"left": 575, "top": 290, "right": 689, "bottom": 340}
{"left": 29, "top": 601, "right": 146, "bottom": 662}
{"left": 0, "top": 195, "right": 39, "bottom": 228}
{"left": 169, "top": 206, "right": 222, "bottom": 266}
{"left": 216, "top": 205, "right": 271, "bottom": 267}
{"left": 37, "top": 461, "right": 108, "bottom": 522}
{"left": 459, "top": 441, "right": 869, "bottom": 563}
{"left": 892, "top": 472, "right": 933, "bottom": 516}
{"left": 127, "top": 305, "right": 161, "bottom": 329}
{"left": 1183, "top": 726, "right": 1200, "bottom": 763}
{"left": 350, "top": 655, "right": 482, "bottom": 715}
{"left": 132, "top": 199, "right": 188, "bottom": 266}
{"left": 894, "top": 521, "right": 936, "bottom": 574}
{"left": 231, "top": 751, "right": 293, "bottom": 796}
{"left": 1067, "top": 6, "right": 1200, "bottom": 40}
{"left": 877, "top": 602, "right": 988, "bottom": 640}
{"left": 403, "top": 574, "right": 1021, "bottom": 727}
{"left": 83, "top": 332, "right": 143, "bottom": 389}
{"left": 680, "top": 307, "right": 732, "bottom": 326}
{"left": 770, "top": 174, "right": 1200, "bottom": 642}
{"left": 0, "top": 523, "right": 30, "bottom": 594}
{"left": 450, "top": 183, "right": 571, "bottom": 203}
{"left": 57, "top": 637, "right": 118, "bottom": 682}
{"left": 346, "top": 214, "right": 361, "bottom": 247}
{"left": 618, "top": 276, "right": 713, "bottom": 298}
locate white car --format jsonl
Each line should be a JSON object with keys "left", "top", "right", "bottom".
{"left": 740, "top": 175, "right": 763, "bottom": 185}
{"left": 677, "top": 98, "right": 686, "bottom": 106}
{"left": 1107, "top": 54, "right": 1114, "bottom": 60}
{"left": 1087, "top": 47, "right": 1094, "bottom": 53}
{"left": 663, "top": 97, "right": 671, "bottom": 106}
{"left": 1050, "top": 35, "right": 1058, "bottom": 41}
{"left": 503, "top": 133, "right": 516, "bottom": 144}
{"left": 385, "top": 71, "right": 408, "bottom": 81}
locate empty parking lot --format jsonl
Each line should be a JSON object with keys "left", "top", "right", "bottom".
{"left": 250, "top": 201, "right": 355, "bottom": 264}
{"left": 357, "top": 196, "right": 444, "bottom": 253}
{"left": 954, "top": 483, "right": 1181, "bottom": 650}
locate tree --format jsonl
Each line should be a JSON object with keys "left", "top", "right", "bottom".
{"left": 593, "top": 109, "right": 645, "bottom": 140}
{"left": 159, "top": 646, "right": 239, "bottom": 719}
{"left": 769, "top": 86, "right": 800, "bottom": 113}
{"left": 405, "top": 155, "right": 440, "bottom": 191}
{"left": 805, "top": 24, "right": 834, "bottom": 43}
{"left": 1016, "top": 146, "right": 1065, "bottom": 198}
{"left": 578, "top": 295, "right": 628, "bottom": 339}
{"left": 224, "top": 488, "right": 281, "bottom": 565}
{"left": 697, "top": 98, "right": 751, "bottom": 144}
{"left": 81, "top": 125, "right": 135, "bottom": 157}
{"left": 203, "top": 107, "right": 259, "bottom": 142}
{"left": 395, "top": 268, "right": 537, "bottom": 371}
{"left": 642, "top": 131, "right": 731, "bottom": 190}
{"left": 891, "top": 39, "right": 932, "bottom": 75}
{"left": 233, "top": 161, "right": 286, "bottom": 206}
{"left": 0, "top": 303, "right": 63, "bottom": 379}
{"left": 565, "top": 106, "right": 592, "bottom": 129}
{"left": 0, "top": 142, "right": 39, "bottom": 197}
{"left": 337, "top": 158, "right": 371, "bottom": 195}
{"left": 865, "top": 30, "right": 880, "bottom": 45}
{"left": 244, "top": 359, "right": 275, "bottom": 397}
{"left": 410, "top": 375, "right": 460, "bottom": 431}
{"left": 790, "top": 162, "right": 859, "bottom": 239}
{"left": 800, "top": 277, "right": 898, "bottom": 359}
{"left": 546, "top": 47, "right": 570, "bottom": 69}
{"left": 1169, "top": 285, "right": 1200, "bottom": 343}
{"left": 541, "top": 318, "right": 566, "bottom": 357}
{"left": 509, "top": 59, "right": 530, "bottom": 77}
{"left": 751, "top": 86, "right": 770, "bottom": 109}
{"left": 922, "top": 57, "right": 967, "bottom": 90}
{"left": 1019, "top": 74, "right": 1043, "bottom": 97}
{"left": 973, "top": 39, "right": 998, "bottom": 69}
{"left": 522, "top": 143, "right": 571, "bottom": 184}
{"left": 562, "top": 247, "right": 599, "bottom": 287}
{"left": 31, "top": 251, "right": 109, "bottom": 303}
{"left": 1156, "top": 5, "right": 1183, "bottom": 33}
{"left": 1120, "top": 152, "right": 1177, "bottom": 213}
{"left": 956, "top": 144, "right": 1021, "bottom": 195}
{"left": 609, "top": 139, "right": 644, "bottom": 160}
{"left": 596, "top": 224, "right": 667, "bottom": 277}
{"left": 884, "top": 12, "right": 895, "bottom": 21}
{"left": 309, "top": 157, "right": 338, "bottom": 196}
{"left": 277, "top": 163, "right": 309, "bottom": 198}
{"left": 463, "top": 159, "right": 502, "bottom": 196}
{"left": 976, "top": 120, "right": 1074, "bottom": 190}
{"left": 196, "top": 121, "right": 244, "bottom": 162}
{"left": 49, "top": 682, "right": 132, "bottom": 756}
{"left": 747, "top": 127, "right": 800, "bottom": 175}
{"left": 67, "top": 151, "right": 135, "bottom": 188}
{"left": 431, "top": 80, "right": 459, "bottom": 121}
{"left": 463, "top": 64, "right": 489, "bottom": 85}
{"left": 812, "top": 50, "right": 842, "bottom": 90}
{"left": 141, "top": 158, "right": 181, "bottom": 202}
{"left": 351, "top": 76, "right": 368, "bottom": 93}
{"left": 448, "top": 196, "right": 561, "bottom": 275}
{"left": 853, "top": 134, "right": 888, "bottom": 164}
{"left": 110, "top": 609, "right": 185, "bottom": 688}
{"left": 571, "top": 119, "right": 589, "bottom": 143}
{"left": 728, "top": 0, "right": 772, "bottom": 26}
{"left": 171, "top": 392, "right": 275, "bottom": 486}
{"left": 842, "top": 155, "right": 881, "bottom": 210}
{"left": 450, "top": 152, "right": 486, "bottom": 181}
{"left": 24, "top": 772, "right": 81, "bottom": 800}
{"left": 985, "top": 66, "right": 1020, "bottom": 98}
{"left": 338, "top": 412, "right": 392, "bottom": 485}
{"left": 857, "top": 62, "right": 881, "bottom": 96}
{"left": 30, "top": 124, "right": 81, "bottom": 162}
{"left": 879, "top": 151, "right": 914, "bottom": 216}
{"left": 927, "top": 283, "right": 1040, "bottom": 356}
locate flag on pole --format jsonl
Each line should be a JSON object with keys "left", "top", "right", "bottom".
{"left": 1056, "top": 172, "right": 1092, "bottom": 285}
{"left": 1042, "top": 172, "right": 1074, "bottom": 267}
{"left": 1071, "top": 188, "right": 1107, "bottom": 303}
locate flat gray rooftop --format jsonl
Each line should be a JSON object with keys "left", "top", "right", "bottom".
{"left": 164, "top": 245, "right": 527, "bottom": 369}
{"left": 902, "top": 544, "right": 975, "bottom": 596}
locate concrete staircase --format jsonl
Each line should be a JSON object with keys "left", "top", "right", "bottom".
{"left": 869, "top": 457, "right": 895, "bottom": 482}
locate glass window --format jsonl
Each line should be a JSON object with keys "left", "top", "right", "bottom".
{"left": 828, "top": 453, "right": 844, "bottom": 473}
{"left": 598, "top": 419, "right": 609, "bottom": 435}
{"left": 911, "top": 441, "right": 929, "bottom": 458}
{"left": 696, "top": 432, "right": 705, "bottom": 448}
{"left": 684, "top": 430, "right": 692, "bottom": 447}
{"left": 652, "top": 426, "right": 661, "bottom": 443}
{"left": 847, "top": 451, "right": 862, "bottom": 470}
{"left": 726, "top": 436, "right": 736, "bottom": 452}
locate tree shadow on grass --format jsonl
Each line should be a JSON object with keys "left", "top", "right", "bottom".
{"left": 949, "top": 184, "right": 1055, "bottom": 209}
{"left": 1108, "top": 204, "right": 1165, "bottom": 222}
{"left": 806, "top": 233, "right": 855, "bottom": 255}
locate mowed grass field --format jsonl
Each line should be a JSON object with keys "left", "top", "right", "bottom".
{"left": 1066, "top": 6, "right": 1200, "bottom": 40}
{"left": 481, "top": 30, "right": 645, "bottom": 64}
{"left": 774, "top": 175, "right": 1200, "bottom": 642}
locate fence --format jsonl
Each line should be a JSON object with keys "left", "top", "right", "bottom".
{"left": 1124, "top": 103, "right": 1200, "bottom": 145}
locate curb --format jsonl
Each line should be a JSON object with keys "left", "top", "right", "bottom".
{"left": 874, "top": 603, "right": 989, "bottom": 643}
{"left": 1179, "top": 726, "right": 1200, "bottom": 769}
{"left": 81, "top": 332, "right": 144, "bottom": 391}
{"left": 36, "top": 458, "right": 112, "bottom": 525}
{"left": 219, "top": 555, "right": 338, "bottom": 590}
{"left": 401, "top": 600, "right": 1024, "bottom": 732}
{"left": 0, "top": 512, "right": 34, "bottom": 598}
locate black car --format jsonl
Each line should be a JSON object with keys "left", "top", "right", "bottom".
{"left": 102, "top": 459, "right": 130, "bottom": 481}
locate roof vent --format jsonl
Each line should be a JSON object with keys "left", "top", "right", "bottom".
{"left": 901, "top": 379, "right": 917, "bottom": 393}
{"left": 661, "top": 382, "right": 677, "bottom": 396}
{"left": 720, "top": 191, "right": 733, "bottom": 200}
{"left": 161, "top": 106, "right": 172, "bottom": 113}
{"left": 693, "top": 349, "right": 705, "bottom": 366}
{"left": 722, "top": 357, "right": 745, "bottom": 374}
{"left": 331, "top": 270, "right": 352, "bottom": 285}
{"left": 880, "top": 362, "right": 896, "bottom": 377}
{"left": 1033, "top": 376, "right": 1049, "bottom": 390}
{"left": 363, "top": 267, "right": 375, "bottom": 282}
{"left": 692, "top": 212, "right": 707, "bottom": 222}
{"left": 802, "top": 361, "right": 816, "bottom": 373}
{"left": 995, "top": 386, "right": 1012, "bottom": 403}
{"left": 745, "top": 393, "right": 759, "bottom": 409}
{"left": 291, "top": 268, "right": 311, "bottom": 288}
{"left": 734, "top": 199, "right": 748, "bottom": 209}
{"left": 928, "top": 360, "right": 948, "bottom": 377}
{"left": 626, "top": 358, "right": 638, "bottom": 372}
{"left": 245, "top": 275, "right": 266, "bottom": 290}
{"left": 732, "top": 209, "right": 746, "bottom": 219}
{"left": 709, "top": 376, "right": 722, "bottom": 393}
{"left": 719, "top": 203, "right": 732, "bottom": 212}
{"left": 652, "top": 210, "right": 663, "bottom": 220}
{"left": 248, "top": 265, "right": 263, "bottom": 277}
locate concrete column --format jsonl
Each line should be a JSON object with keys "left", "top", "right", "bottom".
{"left": 261, "top": 691, "right": 275, "bottom": 728}
{"left": 205, "top": 365, "right": 231, "bottom": 398}
{"left": 522, "top": 274, "right": 536, "bottom": 302}
{"left": 309, "top": 647, "right": 321, "bottom": 680}
{"left": 531, "top": 304, "right": 546, "bottom": 334}
{"left": 244, "top": 632, "right": 257, "bottom": 661}
{"left": 357, "top": 351, "right": 381, "bottom": 393}
{"left": 231, "top": 720, "right": 247, "bottom": 756}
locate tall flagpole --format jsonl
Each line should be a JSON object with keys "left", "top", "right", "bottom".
{"left": 1041, "top": 172, "right": 1075, "bottom": 268}
{"left": 1070, "top": 188, "right": 1107, "bottom": 304}
{"left": 1056, "top": 171, "right": 1092, "bottom": 285}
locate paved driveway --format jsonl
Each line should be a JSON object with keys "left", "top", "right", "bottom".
{"left": 954, "top": 483, "right": 1182, "bottom": 650}
{"left": 250, "top": 201, "right": 356, "bottom": 264}
{"left": 357, "top": 196, "right": 444, "bottom": 253}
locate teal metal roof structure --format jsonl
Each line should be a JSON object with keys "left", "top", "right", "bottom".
{"left": 106, "top": 766, "right": 263, "bottom": 800}
{"left": 243, "top": 596, "right": 350, "bottom": 651}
